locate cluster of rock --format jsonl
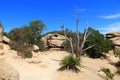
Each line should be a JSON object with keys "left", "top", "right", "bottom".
{"left": 41, "top": 33, "right": 66, "bottom": 50}
{"left": 106, "top": 32, "right": 120, "bottom": 52}
{"left": 106, "top": 32, "right": 120, "bottom": 46}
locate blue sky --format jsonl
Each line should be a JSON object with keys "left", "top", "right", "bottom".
{"left": 0, "top": 0, "right": 120, "bottom": 34}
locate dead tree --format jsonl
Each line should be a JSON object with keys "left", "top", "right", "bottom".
{"left": 77, "top": 27, "right": 94, "bottom": 57}
{"left": 62, "top": 8, "right": 94, "bottom": 57}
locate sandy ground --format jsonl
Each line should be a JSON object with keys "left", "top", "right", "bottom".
{"left": 0, "top": 43, "right": 120, "bottom": 80}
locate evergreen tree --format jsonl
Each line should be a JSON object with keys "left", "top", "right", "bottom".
{"left": 85, "top": 27, "right": 112, "bottom": 58}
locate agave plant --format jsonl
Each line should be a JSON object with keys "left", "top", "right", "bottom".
{"left": 59, "top": 55, "right": 80, "bottom": 72}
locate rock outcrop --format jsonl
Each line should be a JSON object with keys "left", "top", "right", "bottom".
{"left": 0, "top": 60, "right": 20, "bottom": 80}
{"left": 106, "top": 32, "right": 120, "bottom": 46}
{"left": 32, "top": 45, "right": 39, "bottom": 52}
{"left": 0, "top": 25, "right": 3, "bottom": 42}
{"left": 3, "top": 36, "right": 10, "bottom": 44}
{"left": 106, "top": 32, "right": 120, "bottom": 56}
{"left": 41, "top": 33, "right": 66, "bottom": 49}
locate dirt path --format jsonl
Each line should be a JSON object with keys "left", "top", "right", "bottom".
{"left": 4, "top": 50, "right": 68, "bottom": 80}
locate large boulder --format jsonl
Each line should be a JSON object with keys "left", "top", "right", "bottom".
{"left": 3, "top": 36, "right": 10, "bottom": 44}
{"left": 41, "top": 33, "right": 66, "bottom": 49}
{"left": 106, "top": 32, "right": 120, "bottom": 46}
{"left": 106, "top": 32, "right": 120, "bottom": 38}
{"left": 0, "top": 59, "right": 19, "bottom": 80}
{"left": 112, "top": 38, "right": 120, "bottom": 46}
{"left": 32, "top": 45, "right": 39, "bottom": 52}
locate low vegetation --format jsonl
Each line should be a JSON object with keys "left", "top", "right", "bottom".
{"left": 112, "top": 47, "right": 120, "bottom": 74}
{"left": 59, "top": 55, "right": 80, "bottom": 72}
{"left": 9, "top": 41, "right": 33, "bottom": 58}
{"left": 101, "top": 67, "right": 114, "bottom": 80}
{"left": 85, "top": 27, "right": 112, "bottom": 58}
{"left": 113, "top": 47, "right": 120, "bottom": 58}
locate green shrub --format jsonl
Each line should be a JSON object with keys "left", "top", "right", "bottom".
{"left": 59, "top": 55, "right": 80, "bottom": 72}
{"left": 85, "top": 27, "right": 112, "bottom": 58}
{"left": 101, "top": 67, "right": 114, "bottom": 80}
{"left": 37, "top": 40, "right": 46, "bottom": 51}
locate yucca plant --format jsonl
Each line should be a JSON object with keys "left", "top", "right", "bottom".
{"left": 59, "top": 55, "right": 80, "bottom": 72}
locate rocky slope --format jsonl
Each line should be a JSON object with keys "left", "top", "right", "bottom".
{"left": 0, "top": 43, "right": 120, "bottom": 80}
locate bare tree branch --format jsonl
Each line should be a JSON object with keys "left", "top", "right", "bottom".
{"left": 76, "top": 11, "right": 80, "bottom": 49}
{"left": 61, "top": 21, "right": 74, "bottom": 55}
{"left": 82, "top": 45, "right": 94, "bottom": 53}
{"left": 77, "top": 27, "right": 90, "bottom": 57}
{"left": 70, "top": 37, "right": 74, "bottom": 54}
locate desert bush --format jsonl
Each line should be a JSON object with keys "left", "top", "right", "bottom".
{"left": 114, "top": 48, "right": 120, "bottom": 74}
{"left": 35, "top": 38, "right": 47, "bottom": 51}
{"left": 8, "top": 20, "right": 46, "bottom": 51}
{"left": 59, "top": 55, "right": 80, "bottom": 72}
{"left": 113, "top": 47, "right": 120, "bottom": 58}
{"left": 101, "top": 67, "right": 114, "bottom": 80}
{"left": 20, "top": 49, "right": 32, "bottom": 58}
{"left": 85, "top": 27, "right": 112, "bottom": 58}
{"left": 10, "top": 41, "right": 32, "bottom": 58}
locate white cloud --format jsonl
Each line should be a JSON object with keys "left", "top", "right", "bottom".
{"left": 100, "top": 14, "right": 120, "bottom": 19}
{"left": 98, "top": 22, "right": 120, "bottom": 34}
